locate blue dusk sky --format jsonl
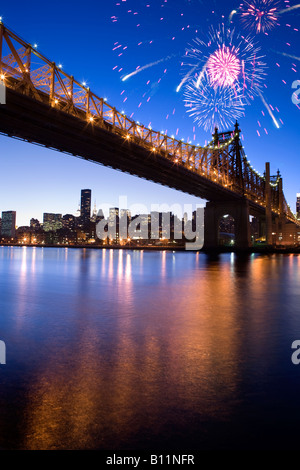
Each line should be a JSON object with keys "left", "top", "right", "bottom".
{"left": 0, "top": 0, "right": 299, "bottom": 226}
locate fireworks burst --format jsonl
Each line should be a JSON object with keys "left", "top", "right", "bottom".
{"left": 207, "top": 44, "right": 241, "bottom": 87}
{"left": 180, "top": 25, "right": 266, "bottom": 132}
{"left": 182, "top": 26, "right": 267, "bottom": 103}
{"left": 184, "top": 75, "right": 246, "bottom": 131}
{"left": 239, "top": 0, "right": 281, "bottom": 34}
{"left": 111, "top": 1, "right": 297, "bottom": 139}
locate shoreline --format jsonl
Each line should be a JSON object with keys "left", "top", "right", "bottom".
{"left": 1, "top": 243, "right": 300, "bottom": 254}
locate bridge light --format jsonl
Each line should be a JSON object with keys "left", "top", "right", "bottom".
{"left": 0, "top": 74, "right": 5, "bottom": 81}
{"left": 58, "top": 64, "right": 63, "bottom": 69}
{"left": 33, "top": 43, "right": 38, "bottom": 49}
{"left": 82, "top": 81, "right": 87, "bottom": 87}
{"left": 89, "top": 116, "right": 94, "bottom": 122}
{"left": 54, "top": 99, "right": 58, "bottom": 105}
{"left": 152, "top": 147, "right": 156, "bottom": 152}
{"left": 125, "top": 134, "right": 130, "bottom": 140}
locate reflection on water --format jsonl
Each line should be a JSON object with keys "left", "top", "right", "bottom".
{"left": 0, "top": 247, "right": 300, "bottom": 450}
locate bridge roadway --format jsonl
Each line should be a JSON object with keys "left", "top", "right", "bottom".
{"left": 0, "top": 87, "right": 266, "bottom": 218}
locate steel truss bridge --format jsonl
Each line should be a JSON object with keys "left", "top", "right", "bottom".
{"left": 0, "top": 23, "right": 299, "bottom": 248}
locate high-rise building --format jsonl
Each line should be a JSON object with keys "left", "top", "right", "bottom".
{"left": 1, "top": 211, "right": 16, "bottom": 238}
{"left": 30, "top": 218, "right": 40, "bottom": 230}
{"left": 43, "top": 213, "right": 62, "bottom": 223}
{"left": 109, "top": 207, "right": 119, "bottom": 242}
{"left": 81, "top": 189, "right": 91, "bottom": 224}
{"left": 91, "top": 201, "right": 98, "bottom": 222}
{"left": 296, "top": 193, "right": 300, "bottom": 219}
{"left": 62, "top": 214, "right": 76, "bottom": 229}
{"left": 119, "top": 209, "right": 131, "bottom": 238}
{"left": 43, "top": 213, "right": 62, "bottom": 232}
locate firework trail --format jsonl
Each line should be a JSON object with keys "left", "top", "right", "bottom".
{"left": 176, "top": 62, "right": 204, "bottom": 92}
{"left": 229, "top": 10, "right": 238, "bottom": 23}
{"left": 177, "top": 61, "right": 209, "bottom": 92}
{"left": 258, "top": 90, "right": 280, "bottom": 128}
{"left": 279, "top": 3, "right": 300, "bottom": 14}
{"left": 271, "top": 50, "right": 300, "bottom": 62}
{"left": 122, "top": 55, "right": 176, "bottom": 82}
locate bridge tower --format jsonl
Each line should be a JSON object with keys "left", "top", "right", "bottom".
{"left": 204, "top": 122, "right": 251, "bottom": 250}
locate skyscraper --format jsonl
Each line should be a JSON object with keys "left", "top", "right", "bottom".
{"left": 109, "top": 207, "right": 119, "bottom": 242}
{"left": 43, "top": 213, "right": 62, "bottom": 232}
{"left": 297, "top": 194, "right": 300, "bottom": 219}
{"left": 81, "top": 189, "right": 91, "bottom": 225}
{"left": 1, "top": 211, "right": 16, "bottom": 238}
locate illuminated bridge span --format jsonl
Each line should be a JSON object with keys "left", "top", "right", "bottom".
{"left": 0, "top": 23, "right": 299, "bottom": 248}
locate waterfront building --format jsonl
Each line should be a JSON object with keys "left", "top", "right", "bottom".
{"left": 81, "top": 189, "right": 91, "bottom": 225}
{"left": 1, "top": 211, "right": 16, "bottom": 238}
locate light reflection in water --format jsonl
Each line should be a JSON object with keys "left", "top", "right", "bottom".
{"left": 0, "top": 248, "right": 300, "bottom": 450}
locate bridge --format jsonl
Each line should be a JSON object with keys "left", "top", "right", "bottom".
{"left": 0, "top": 22, "right": 299, "bottom": 249}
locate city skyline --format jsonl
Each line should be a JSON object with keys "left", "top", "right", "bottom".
{"left": 1, "top": 187, "right": 208, "bottom": 249}
{"left": 1, "top": 187, "right": 199, "bottom": 229}
{"left": 0, "top": 0, "right": 299, "bottom": 227}
{"left": 2, "top": 185, "right": 300, "bottom": 229}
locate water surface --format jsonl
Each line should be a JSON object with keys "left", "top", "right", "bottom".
{"left": 0, "top": 246, "right": 300, "bottom": 450}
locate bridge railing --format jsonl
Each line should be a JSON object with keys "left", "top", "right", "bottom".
{"left": 0, "top": 22, "right": 298, "bottom": 223}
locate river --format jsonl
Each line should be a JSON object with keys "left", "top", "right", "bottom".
{"left": 0, "top": 246, "right": 300, "bottom": 450}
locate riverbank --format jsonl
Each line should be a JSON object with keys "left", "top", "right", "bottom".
{"left": 1, "top": 243, "right": 300, "bottom": 254}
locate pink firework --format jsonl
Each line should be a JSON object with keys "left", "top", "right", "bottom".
{"left": 207, "top": 44, "right": 241, "bottom": 87}
{"left": 240, "top": 0, "right": 281, "bottom": 34}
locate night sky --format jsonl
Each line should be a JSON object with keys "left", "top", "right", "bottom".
{"left": 0, "top": 0, "right": 299, "bottom": 226}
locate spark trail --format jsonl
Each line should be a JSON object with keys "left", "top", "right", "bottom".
{"left": 122, "top": 55, "right": 175, "bottom": 82}
{"left": 258, "top": 91, "right": 280, "bottom": 128}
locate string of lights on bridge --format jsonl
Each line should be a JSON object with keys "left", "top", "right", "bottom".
{"left": 0, "top": 20, "right": 295, "bottom": 218}
{"left": 0, "top": 16, "right": 281, "bottom": 193}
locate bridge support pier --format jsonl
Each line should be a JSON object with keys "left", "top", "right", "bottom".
{"left": 265, "top": 162, "right": 273, "bottom": 245}
{"left": 204, "top": 199, "right": 251, "bottom": 250}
